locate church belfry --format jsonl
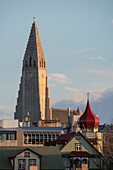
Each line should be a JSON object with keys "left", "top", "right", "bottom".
{"left": 14, "top": 19, "right": 51, "bottom": 123}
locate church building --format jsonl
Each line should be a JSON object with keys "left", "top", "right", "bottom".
{"left": 14, "top": 20, "right": 51, "bottom": 124}
{"left": 14, "top": 19, "right": 81, "bottom": 126}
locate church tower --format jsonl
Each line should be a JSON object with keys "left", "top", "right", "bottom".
{"left": 14, "top": 19, "right": 51, "bottom": 123}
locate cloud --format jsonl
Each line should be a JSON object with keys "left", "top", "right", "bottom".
{"left": 50, "top": 83, "right": 56, "bottom": 87}
{"left": 85, "top": 56, "right": 106, "bottom": 61}
{"left": 89, "top": 69, "right": 113, "bottom": 79}
{"left": 0, "top": 105, "right": 14, "bottom": 119}
{"left": 110, "top": 19, "right": 113, "bottom": 24}
{"left": 73, "top": 47, "right": 97, "bottom": 53}
{"left": 65, "top": 86, "right": 80, "bottom": 92}
{"left": 49, "top": 73, "right": 68, "bottom": 83}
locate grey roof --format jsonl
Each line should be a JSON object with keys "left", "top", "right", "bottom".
{"left": 19, "top": 126, "right": 66, "bottom": 132}
{"left": 0, "top": 146, "right": 64, "bottom": 170}
{"left": 0, "top": 127, "right": 18, "bottom": 131}
{"left": 0, "top": 126, "right": 66, "bottom": 133}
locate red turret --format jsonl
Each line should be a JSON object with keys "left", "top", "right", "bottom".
{"left": 78, "top": 99, "right": 99, "bottom": 128}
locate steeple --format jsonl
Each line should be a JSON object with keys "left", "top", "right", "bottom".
{"left": 23, "top": 19, "right": 46, "bottom": 70}
{"left": 78, "top": 95, "right": 99, "bottom": 129}
{"left": 14, "top": 19, "right": 51, "bottom": 124}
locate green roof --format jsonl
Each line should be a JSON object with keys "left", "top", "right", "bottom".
{"left": 0, "top": 146, "right": 64, "bottom": 170}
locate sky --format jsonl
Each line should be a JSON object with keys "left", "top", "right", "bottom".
{"left": 0, "top": 0, "right": 113, "bottom": 120}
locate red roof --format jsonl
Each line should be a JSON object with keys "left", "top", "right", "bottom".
{"left": 78, "top": 100, "right": 99, "bottom": 128}
{"left": 70, "top": 151, "right": 91, "bottom": 157}
{"left": 57, "top": 132, "right": 75, "bottom": 144}
{"left": 88, "top": 140, "right": 97, "bottom": 145}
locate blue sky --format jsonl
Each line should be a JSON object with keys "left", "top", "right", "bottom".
{"left": 0, "top": 0, "right": 113, "bottom": 118}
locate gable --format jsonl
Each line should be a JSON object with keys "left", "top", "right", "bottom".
{"left": 10, "top": 148, "right": 42, "bottom": 158}
{"left": 61, "top": 132, "right": 100, "bottom": 156}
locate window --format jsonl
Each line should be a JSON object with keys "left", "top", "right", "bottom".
{"left": 18, "top": 159, "right": 25, "bottom": 170}
{"left": 40, "top": 133, "right": 43, "bottom": 144}
{"left": 82, "top": 159, "right": 87, "bottom": 164}
{"left": 28, "top": 134, "right": 31, "bottom": 144}
{"left": 52, "top": 134, "right": 55, "bottom": 141}
{"left": 24, "top": 152, "right": 30, "bottom": 157}
{"left": 44, "top": 134, "right": 47, "bottom": 143}
{"left": 29, "top": 57, "right": 32, "bottom": 67}
{"left": 36, "top": 134, "right": 39, "bottom": 144}
{"left": 33, "top": 60, "right": 36, "bottom": 67}
{"left": 74, "top": 159, "right": 81, "bottom": 168}
{"left": 32, "top": 134, "right": 35, "bottom": 144}
{"left": 29, "top": 159, "right": 36, "bottom": 166}
{"left": 25, "top": 61, "right": 27, "bottom": 67}
{"left": 24, "top": 134, "right": 27, "bottom": 144}
{"left": 41, "top": 59, "right": 43, "bottom": 67}
{"left": 44, "top": 62, "right": 45, "bottom": 68}
{"left": 75, "top": 143, "right": 81, "bottom": 151}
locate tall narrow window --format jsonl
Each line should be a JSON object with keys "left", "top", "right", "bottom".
{"left": 40, "top": 61, "right": 41, "bottom": 67}
{"left": 36, "top": 134, "right": 39, "bottom": 144}
{"left": 25, "top": 61, "right": 27, "bottom": 67}
{"left": 18, "top": 159, "right": 26, "bottom": 170}
{"left": 29, "top": 57, "right": 32, "bottom": 67}
{"left": 33, "top": 60, "right": 36, "bottom": 67}
{"left": 42, "top": 59, "right": 43, "bottom": 67}
{"left": 44, "top": 62, "right": 45, "bottom": 68}
{"left": 32, "top": 134, "right": 35, "bottom": 144}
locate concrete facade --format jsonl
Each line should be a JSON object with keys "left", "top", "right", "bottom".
{"left": 14, "top": 21, "right": 51, "bottom": 123}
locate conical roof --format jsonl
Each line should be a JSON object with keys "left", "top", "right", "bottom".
{"left": 78, "top": 99, "right": 99, "bottom": 128}
{"left": 76, "top": 107, "right": 83, "bottom": 115}
{"left": 24, "top": 20, "right": 46, "bottom": 67}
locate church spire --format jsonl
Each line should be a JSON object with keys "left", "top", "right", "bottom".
{"left": 24, "top": 18, "right": 46, "bottom": 69}
{"left": 15, "top": 20, "right": 51, "bottom": 123}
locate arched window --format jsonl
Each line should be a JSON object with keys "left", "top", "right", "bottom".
{"left": 74, "top": 159, "right": 81, "bottom": 168}
{"left": 33, "top": 60, "right": 36, "bottom": 67}
{"left": 25, "top": 61, "right": 27, "bottom": 67}
{"left": 82, "top": 159, "right": 87, "bottom": 164}
{"left": 29, "top": 57, "right": 32, "bottom": 67}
